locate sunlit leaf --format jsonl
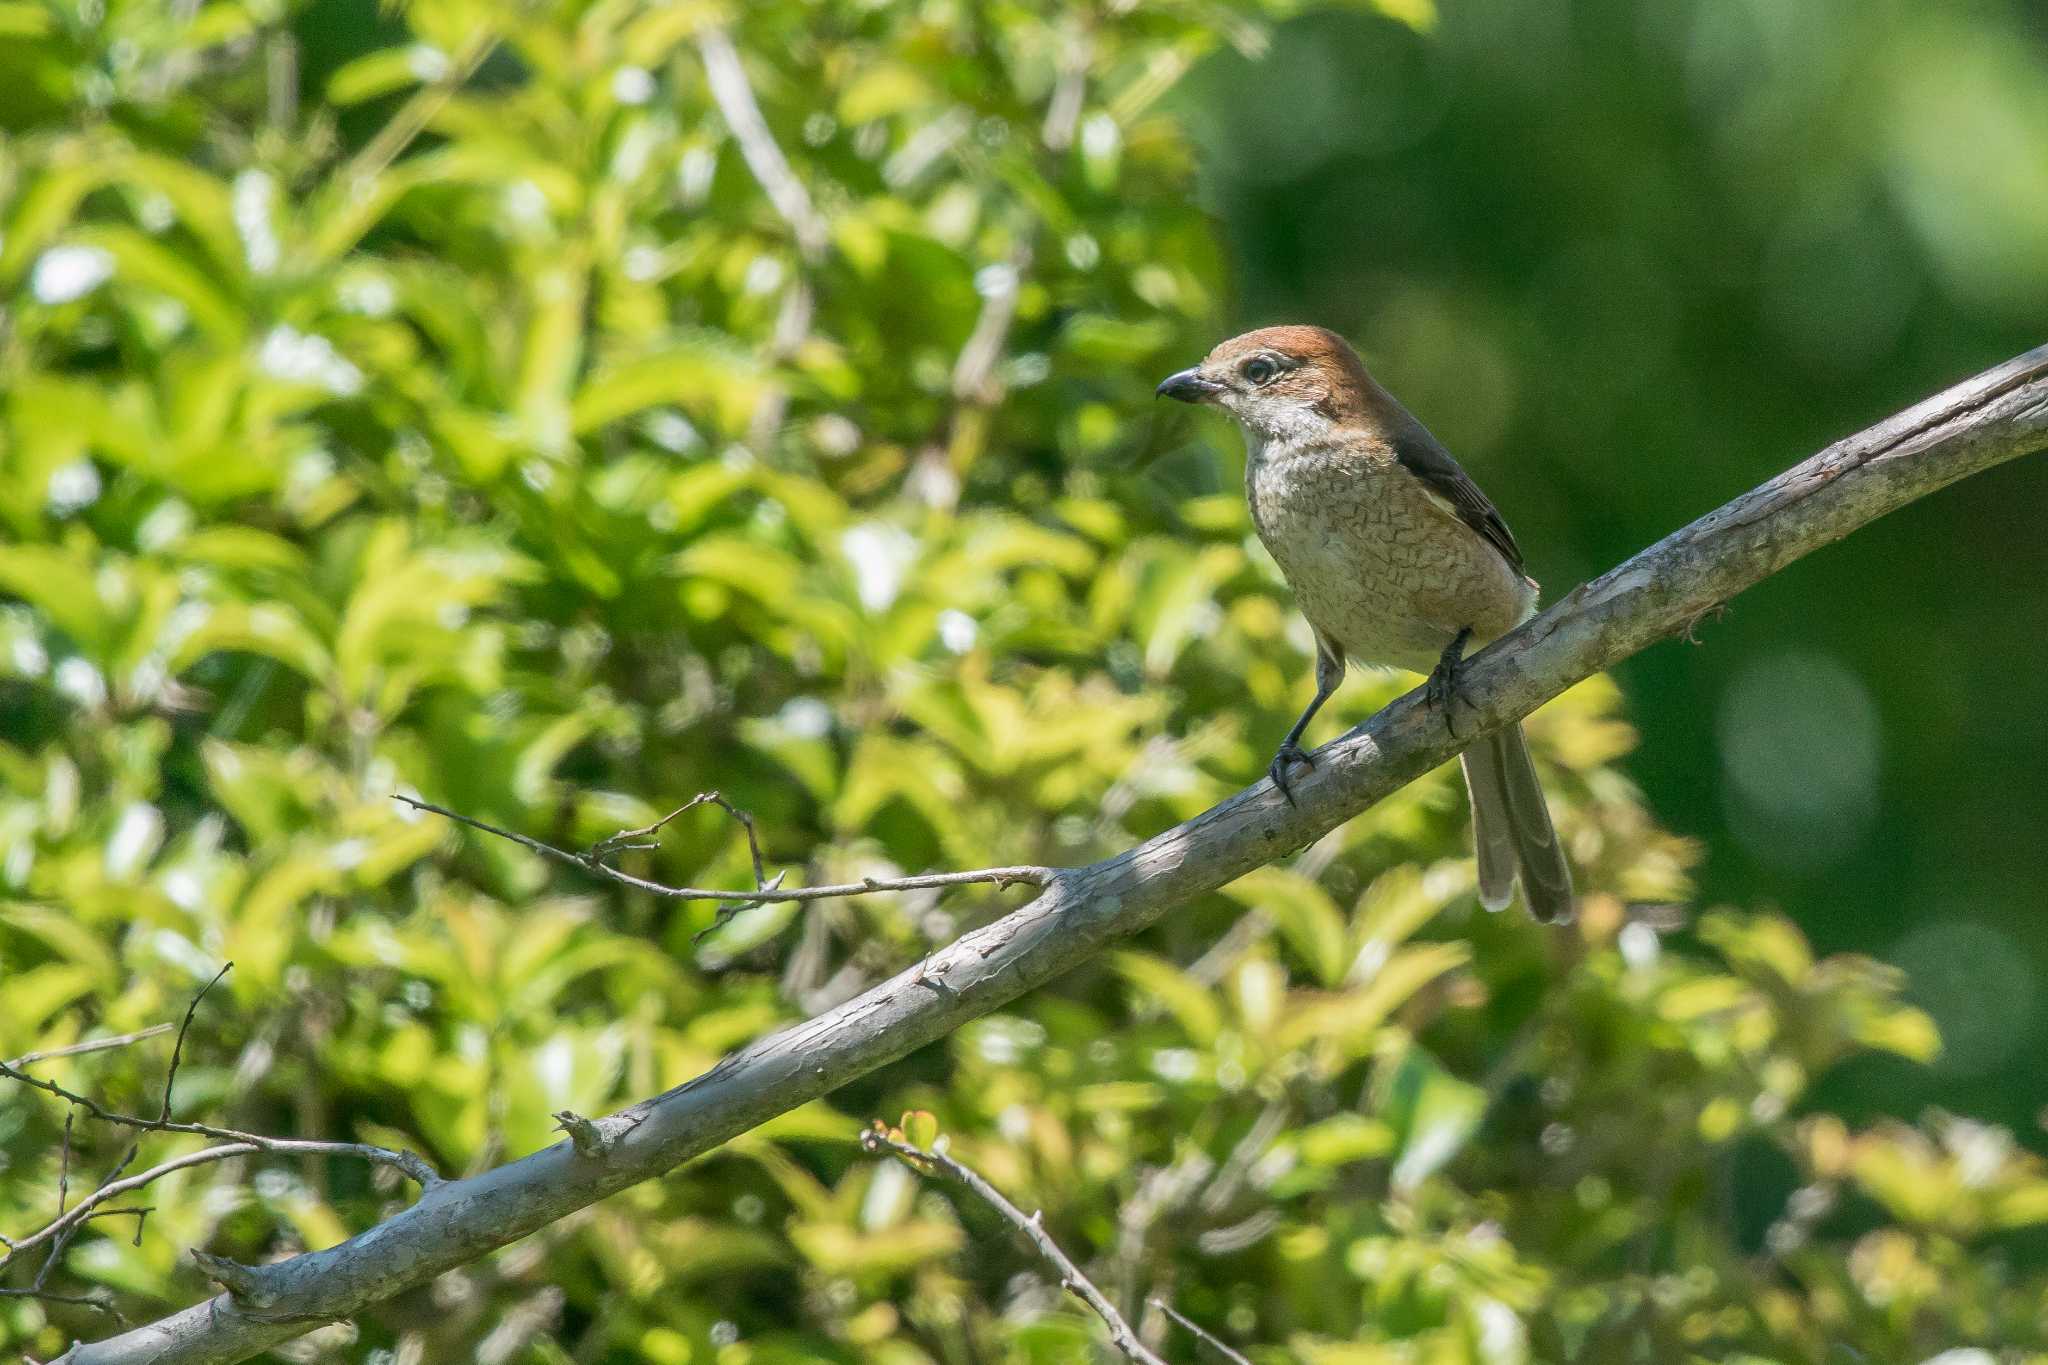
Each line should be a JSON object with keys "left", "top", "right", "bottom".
{"left": 1375, "top": 1041, "right": 1487, "bottom": 1192}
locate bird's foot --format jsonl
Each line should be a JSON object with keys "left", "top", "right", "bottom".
{"left": 1268, "top": 742, "right": 1314, "bottom": 806}
{"left": 1426, "top": 628, "right": 1474, "bottom": 738}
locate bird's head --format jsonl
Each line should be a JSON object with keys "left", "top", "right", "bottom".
{"left": 1156, "top": 324, "right": 1376, "bottom": 443}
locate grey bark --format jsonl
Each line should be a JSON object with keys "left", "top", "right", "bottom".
{"left": 61, "top": 344, "right": 2048, "bottom": 1364}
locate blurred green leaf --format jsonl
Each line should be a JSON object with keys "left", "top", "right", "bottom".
{"left": 1375, "top": 1041, "right": 1487, "bottom": 1193}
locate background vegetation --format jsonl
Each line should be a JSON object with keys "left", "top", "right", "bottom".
{"left": 2, "top": 0, "right": 2044, "bottom": 1361}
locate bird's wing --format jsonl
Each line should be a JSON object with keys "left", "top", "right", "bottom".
{"left": 1392, "top": 428, "right": 1525, "bottom": 574}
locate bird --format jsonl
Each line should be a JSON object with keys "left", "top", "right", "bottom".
{"left": 1157, "top": 324, "right": 1573, "bottom": 922}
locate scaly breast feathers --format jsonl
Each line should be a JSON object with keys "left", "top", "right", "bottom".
{"left": 1247, "top": 444, "right": 1529, "bottom": 671}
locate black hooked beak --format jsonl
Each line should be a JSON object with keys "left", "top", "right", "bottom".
{"left": 1155, "top": 368, "right": 1224, "bottom": 403}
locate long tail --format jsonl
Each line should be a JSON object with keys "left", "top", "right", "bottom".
{"left": 1460, "top": 723, "right": 1574, "bottom": 923}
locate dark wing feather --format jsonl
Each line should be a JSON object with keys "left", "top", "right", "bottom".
{"left": 1392, "top": 428, "right": 1524, "bottom": 574}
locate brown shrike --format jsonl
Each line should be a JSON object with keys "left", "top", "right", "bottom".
{"left": 1158, "top": 325, "right": 1573, "bottom": 922}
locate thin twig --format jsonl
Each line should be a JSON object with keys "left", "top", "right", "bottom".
{"left": 0, "top": 1059, "right": 436, "bottom": 1192}
{"left": 96, "top": 1139, "right": 142, "bottom": 1211}
{"left": 0, "top": 969, "right": 441, "bottom": 1273}
{"left": 590, "top": 791, "right": 767, "bottom": 888}
{"left": 951, "top": 248, "right": 1028, "bottom": 405}
{"left": 679, "top": 21, "right": 831, "bottom": 450}
{"left": 1114, "top": 1144, "right": 1214, "bottom": 1304}
{"left": 1150, "top": 1299, "right": 1253, "bottom": 1365}
{"left": 696, "top": 27, "right": 827, "bottom": 259}
{"left": 862, "top": 1128, "right": 1169, "bottom": 1365}
{"left": 58, "top": 1109, "right": 74, "bottom": 1217}
{"left": 4, "top": 1146, "right": 264, "bottom": 1260}
{"left": 1199, "top": 1103, "right": 1289, "bottom": 1217}
{"left": 5, "top": 1025, "right": 175, "bottom": 1070}
{"left": 0, "top": 1282, "right": 119, "bottom": 1317}
{"left": 605, "top": 792, "right": 778, "bottom": 945}
{"left": 160, "top": 965, "right": 231, "bottom": 1125}
{"left": 911, "top": 243, "right": 1034, "bottom": 510}
{"left": 1041, "top": 27, "right": 1091, "bottom": 151}
{"left": 392, "top": 792, "right": 1055, "bottom": 907}
{"left": 694, "top": 24, "right": 824, "bottom": 451}
{"left": 882, "top": 108, "right": 970, "bottom": 190}
{"left": 694, "top": 870, "right": 785, "bottom": 947}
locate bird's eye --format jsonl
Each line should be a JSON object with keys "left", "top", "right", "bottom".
{"left": 1241, "top": 356, "right": 1280, "bottom": 385}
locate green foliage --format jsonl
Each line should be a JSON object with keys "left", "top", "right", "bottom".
{"left": 1, "top": 1, "right": 2043, "bottom": 1362}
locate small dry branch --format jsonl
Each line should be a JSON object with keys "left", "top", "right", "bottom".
{"left": 1150, "top": 1299, "right": 1255, "bottom": 1365}
{"left": 0, "top": 966, "right": 440, "bottom": 1313}
{"left": 862, "top": 1126, "right": 1170, "bottom": 1365}
{"left": 391, "top": 790, "right": 1056, "bottom": 933}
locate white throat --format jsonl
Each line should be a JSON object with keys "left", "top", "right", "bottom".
{"left": 1232, "top": 397, "right": 1335, "bottom": 465}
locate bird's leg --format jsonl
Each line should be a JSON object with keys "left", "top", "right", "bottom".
{"left": 1270, "top": 638, "right": 1345, "bottom": 805}
{"left": 1426, "top": 627, "right": 1473, "bottom": 738}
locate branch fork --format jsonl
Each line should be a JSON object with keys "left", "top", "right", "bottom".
{"left": 188, "top": 1254, "right": 277, "bottom": 1310}
{"left": 1, "top": 965, "right": 441, "bottom": 1317}
{"left": 390, "top": 790, "right": 1057, "bottom": 928}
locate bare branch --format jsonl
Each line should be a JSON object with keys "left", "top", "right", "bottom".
{"left": 390, "top": 791, "right": 1055, "bottom": 907}
{"left": 8, "top": 1146, "right": 264, "bottom": 1261}
{"left": 5, "top": 1025, "right": 176, "bottom": 1070}
{"left": 57, "top": 346, "right": 2048, "bottom": 1365}
{"left": 0, "top": 1282, "right": 120, "bottom": 1318}
{"left": 911, "top": 244, "right": 1035, "bottom": 510}
{"left": 693, "top": 28, "right": 824, "bottom": 449}
{"left": 58, "top": 1110, "right": 73, "bottom": 1217}
{"left": 1041, "top": 28, "right": 1092, "bottom": 151}
{"left": 0, "top": 1046, "right": 438, "bottom": 1196}
{"left": 159, "top": 965, "right": 231, "bottom": 1126}
{"left": 861, "top": 1127, "right": 1168, "bottom": 1365}
{"left": 589, "top": 790, "right": 768, "bottom": 887}
{"left": 692, "top": 869, "right": 785, "bottom": 947}
{"left": 952, "top": 250, "right": 1029, "bottom": 405}
{"left": 1150, "top": 1298, "right": 1253, "bottom": 1365}
{"left": 1, "top": 968, "right": 442, "bottom": 1293}
{"left": 696, "top": 27, "right": 827, "bottom": 259}
{"left": 748, "top": 276, "right": 818, "bottom": 442}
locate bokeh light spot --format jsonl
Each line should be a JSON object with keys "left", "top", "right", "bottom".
{"left": 1718, "top": 650, "right": 1879, "bottom": 873}
{"left": 1891, "top": 919, "right": 2037, "bottom": 1078}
